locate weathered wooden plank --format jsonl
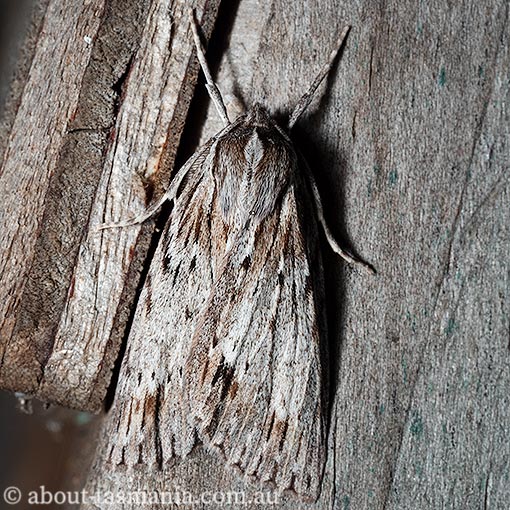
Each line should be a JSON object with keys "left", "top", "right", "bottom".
{"left": 0, "top": 0, "right": 108, "bottom": 389}
{"left": 82, "top": 0, "right": 510, "bottom": 508}
{"left": 0, "top": 0, "right": 222, "bottom": 411}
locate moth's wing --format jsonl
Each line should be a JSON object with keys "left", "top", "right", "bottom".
{"left": 185, "top": 174, "right": 327, "bottom": 500}
{"left": 104, "top": 135, "right": 228, "bottom": 468}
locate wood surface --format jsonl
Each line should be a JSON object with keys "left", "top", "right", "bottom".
{"left": 0, "top": 0, "right": 508, "bottom": 508}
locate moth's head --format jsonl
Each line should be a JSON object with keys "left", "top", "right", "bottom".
{"left": 243, "top": 103, "right": 273, "bottom": 128}
{"left": 236, "top": 103, "right": 291, "bottom": 144}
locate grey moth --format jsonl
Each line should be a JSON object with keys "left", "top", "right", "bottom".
{"left": 100, "top": 14, "right": 372, "bottom": 502}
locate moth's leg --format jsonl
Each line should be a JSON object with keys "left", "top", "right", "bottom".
{"left": 97, "top": 194, "right": 169, "bottom": 230}
{"left": 288, "top": 26, "right": 350, "bottom": 130}
{"left": 190, "top": 9, "right": 230, "bottom": 126}
{"left": 97, "top": 153, "right": 195, "bottom": 230}
{"left": 307, "top": 171, "right": 376, "bottom": 275}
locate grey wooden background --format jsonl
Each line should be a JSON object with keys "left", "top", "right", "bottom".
{"left": 0, "top": 0, "right": 508, "bottom": 509}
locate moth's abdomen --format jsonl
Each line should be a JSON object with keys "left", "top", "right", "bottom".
{"left": 214, "top": 105, "right": 295, "bottom": 228}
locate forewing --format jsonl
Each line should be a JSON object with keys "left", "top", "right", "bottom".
{"left": 185, "top": 174, "right": 327, "bottom": 499}
{"left": 104, "top": 135, "right": 227, "bottom": 468}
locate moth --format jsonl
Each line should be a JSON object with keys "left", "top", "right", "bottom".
{"left": 100, "top": 13, "right": 373, "bottom": 501}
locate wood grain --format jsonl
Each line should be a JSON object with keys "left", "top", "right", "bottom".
{"left": 0, "top": 0, "right": 508, "bottom": 508}
{"left": 0, "top": 0, "right": 108, "bottom": 393}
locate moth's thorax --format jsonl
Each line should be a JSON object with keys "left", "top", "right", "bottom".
{"left": 214, "top": 104, "right": 296, "bottom": 228}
